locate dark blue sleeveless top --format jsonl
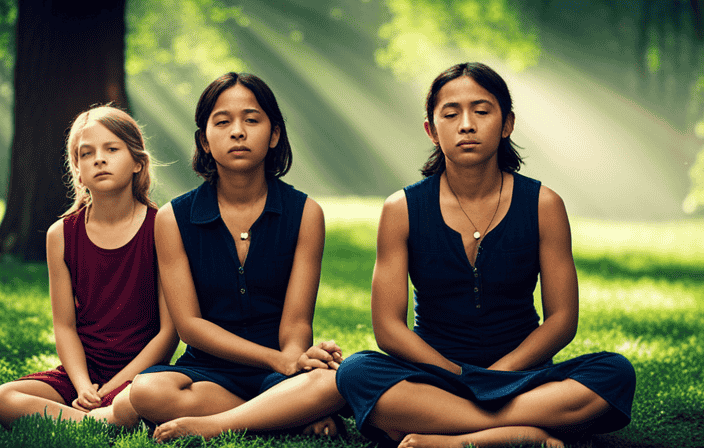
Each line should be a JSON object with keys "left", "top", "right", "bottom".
{"left": 171, "top": 178, "right": 307, "bottom": 367}
{"left": 405, "top": 172, "right": 542, "bottom": 367}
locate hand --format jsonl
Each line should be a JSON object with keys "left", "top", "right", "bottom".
{"left": 298, "top": 340, "right": 343, "bottom": 372}
{"left": 72, "top": 383, "right": 101, "bottom": 411}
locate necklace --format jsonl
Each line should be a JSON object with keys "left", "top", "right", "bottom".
{"left": 240, "top": 231, "right": 250, "bottom": 241}
{"left": 446, "top": 172, "right": 503, "bottom": 240}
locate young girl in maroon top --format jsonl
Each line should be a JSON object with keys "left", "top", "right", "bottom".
{"left": 0, "top": 105, "right": 178, "bottom": 428}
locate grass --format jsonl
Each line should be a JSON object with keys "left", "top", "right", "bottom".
{"left": 0, "top": 197, "right": 703, "bottom": 447}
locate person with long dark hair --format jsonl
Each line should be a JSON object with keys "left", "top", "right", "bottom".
{"left": 336, "top": 62, "right": 636, "bottom": 448}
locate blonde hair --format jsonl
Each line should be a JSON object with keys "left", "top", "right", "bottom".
{"left": 62, "top": 105, "right": 156, "bottom": 217}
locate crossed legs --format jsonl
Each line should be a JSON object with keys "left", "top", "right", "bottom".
{"left": 129, "top": 368, "right": 346, "bottom": 441}
{"left": 367, "top": 378, "right": 610, "bottom": 448}
{"left": 0, "top": 380, "right": 136, "bottom": 429}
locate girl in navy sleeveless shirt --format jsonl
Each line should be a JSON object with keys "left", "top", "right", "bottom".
{"left": 336, "top": 63, "right": 636, "bottom": 448}
{"left": 129, "top": 72, "right": 347, "bottom": 442}
{"left": 0, "top": 106, "right": 177, "bottom": 429}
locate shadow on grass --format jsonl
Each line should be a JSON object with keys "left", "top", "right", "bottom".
{"left": 574, "top": 253, "right": 704, "bottom": 283}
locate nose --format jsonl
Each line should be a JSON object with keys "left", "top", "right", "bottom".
{"left": 231, "top": 121, "right": 245, "bottom": 140}
{"left": 94, "top": 149, "right": 107, "bottom": 165}
{"left": 459, "top": 111, "right": 475, "bottom": 133}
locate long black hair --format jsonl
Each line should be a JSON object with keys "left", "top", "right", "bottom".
{"left": 421, "top": 62, "right": 522, "bottom": 177}
{"left": 192, "top": 72, "right": 293, "bottom": 184}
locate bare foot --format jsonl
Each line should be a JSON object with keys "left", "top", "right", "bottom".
{"left": 398, "top": 427, "right": 564, "bottom": 448}
{"left": 301, "top": 415, "right": 341, "bottom": 436}
{"left": 153, "top": 416, "right": 224, "bottom": 442}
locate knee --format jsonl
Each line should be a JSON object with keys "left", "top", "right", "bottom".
{"left": 129, "top": 374, "right": 167, "bottom": 416}
{"left": 304, "top": 368, "right": 338, "bottom": 393}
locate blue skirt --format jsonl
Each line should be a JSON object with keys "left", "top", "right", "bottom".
{"left": 141, "top": 348, "right": 288, "bottom": 401}
{"left": 336, "top": 350, "right": 636, "bottom": 441}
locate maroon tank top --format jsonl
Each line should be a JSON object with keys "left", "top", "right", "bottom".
{"left": 63, "top": 207, "right": 159, "bottom": 382}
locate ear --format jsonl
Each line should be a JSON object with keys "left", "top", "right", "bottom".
{"left": 133, "top": 161, "right": 143, "bottom": 174}
{"left": 424, "top": 120, "right": 439, "bottom": 146}
{"left": 269, "top": 125, "right": 281, "bottom": 149}
{"left": 198, "top": 131, "right": 210, "bottom": 153}
{"left": 502, "top": 112, "right": 515, "bottom": 139}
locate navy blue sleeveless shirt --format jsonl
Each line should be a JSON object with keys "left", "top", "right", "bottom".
{"left": 405, "top": 172, "right": 542, "bottom": 367}
{"left": 171, "top": 178, "right": 307, "bottom": 368}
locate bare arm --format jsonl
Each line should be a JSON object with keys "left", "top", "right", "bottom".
{"left": 97, "top": 274, "right": 179, "bottom": 398}
{"left": 372, "top": 191, "right": 462, "bottom": 375}
{"left": 47, "top": 219, "right": 100, "bottom": 410}
{"left": 488, "top": 186, "right": 579, "bottom": 371}
{"left": 277, "top": 198, "right": 340, "bottom": 373}
{"left": 155, "top": 201, "right": 329, "bottom": 377}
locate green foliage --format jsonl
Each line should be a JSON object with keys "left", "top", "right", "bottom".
{"left": 126, "top": 0, "right": 247, "bottom": 100}
{"left": 1, "top": 203, "right": 703, "bottom": 446}
{"left": 375, "top": 0, "right": 540, "bottom": 83}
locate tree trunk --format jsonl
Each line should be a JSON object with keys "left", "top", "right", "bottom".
{"left": 0, "top": 0, "right": 128, "bottom": 261}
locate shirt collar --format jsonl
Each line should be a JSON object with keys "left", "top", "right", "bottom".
{"left": 189, "top": 177, "right": 283, "bottom": 225}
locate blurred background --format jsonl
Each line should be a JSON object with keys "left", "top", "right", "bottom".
{"left": 1, "top": 0, "right": 703, "bottom": 260}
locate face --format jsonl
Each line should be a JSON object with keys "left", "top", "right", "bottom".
{"left": 425, "top": 76, "right": 514, "bottom": 169}
{"left": 76, "top": 120, "right": 142, "bottom": 194}
{"left": 202, "top": 83, "right": 280, "bottom": 176}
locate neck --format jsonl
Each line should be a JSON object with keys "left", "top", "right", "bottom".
{"left": 87, "top": 190, "right": 138, "bottom": 224}
{"left": 444, "top": 160, "right": 503, "bottom": 200}
{"left": 216, "top": 169, "right": 268, "bottom": 206}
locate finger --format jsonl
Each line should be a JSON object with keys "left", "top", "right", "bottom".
{"left": 318, "top": 340, "right": 341, "bottom": 353}
{"left": 307, "top": 346, "right": 333, "bottom": 362}
{"left": 327, "top": 361, "right": 340, "bottom": 370}
{"left": 332, "top": 352, "right": 343, "bottom": 363}
{"left": 303, "top": 358, "right": 329, "bottom": 370}
{"left": 72, "top": 399, "right": 90, "bottom": 412}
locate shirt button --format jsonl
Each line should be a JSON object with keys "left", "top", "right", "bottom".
{"left": 240, "top": 288, "right": 246, "bottom": 295}
{"left": 474, "top": 273, "right": 479, "bottom": 278}
{"left": 238, "top": 267, "right": 244, "bottom": 274}
{"left": 473, "top": 287, "right": 479, "bottom": 292}
{"left": 476, "top": 304, "right": 481, "bottom": 308}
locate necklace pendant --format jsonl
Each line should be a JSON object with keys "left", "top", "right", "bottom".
{"left": 473, "top": 231, "right": 481, "bottom": 240}
{"left": 240, "top": 232, "right": 249, "bottom": 241}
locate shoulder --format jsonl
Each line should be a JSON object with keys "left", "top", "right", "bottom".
{"left": 538, "top": 185, "right": 567, "bottom": 215}
{"left": 301, "top": 197, "right": 324, "bottom": 222}
{"left": 155, "top": 202, "right": 177, "bottom": 229}
{"left": 46, "top": 218, "right": 66, "bottom": 261}
{"left": 275, "top": 178, "right": 308, "bottom": 205}
{"left": 379, "top": 190, "right": 409, "bottom": 235}
{"left": 384, "top": 189, "right": 408, "bottom": 214}
{"left": 404, "top": 175, "right": 435, "bottom": 196}
{"left": 537, "top": 185, "right": 570, "bottom": 239}
{"left": 171, "top": 183, "right": 204, "bottom": 210}
{"left": 46, "top": 218, "right": 65, "bottom": 245}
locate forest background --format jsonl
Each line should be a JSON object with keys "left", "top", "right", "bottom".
{"left": 0, "top": 1, "right": 703, "bottom": 447}
{"left": 0, "top": 0, "right": 703, "bottom": 260}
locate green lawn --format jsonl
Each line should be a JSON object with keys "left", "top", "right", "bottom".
{"left": 0, "top": 197, "right": 702, "bottom": 447}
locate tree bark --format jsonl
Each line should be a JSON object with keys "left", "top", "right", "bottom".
{"left": 0, "top": 0, "right": 128, "bottom": 261}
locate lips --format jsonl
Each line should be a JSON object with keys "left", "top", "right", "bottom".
{"left": 457, "top": 140, "right": 479, "bottom": 146}
{"left": 229, "top": 145, "right": 251, "bottom": 153}
{"left": 94, "top": 171, "right": 111, "bottom": 178}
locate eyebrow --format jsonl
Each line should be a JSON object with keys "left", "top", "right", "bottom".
{"left": 78, "top": 141, "right": 123, "bottom": 150}
{"left": 212, "top": 108, "right": 262, "bottom": 118}
{"left": 440, "top": 100, "right": 493, "bottom": 110}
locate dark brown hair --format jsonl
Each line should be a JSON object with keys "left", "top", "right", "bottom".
{"left": 422, "top": 62, "right": 522, "bottom": 177}
{"left": 193, "top": 72, "right": 292, "bottom": 184}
